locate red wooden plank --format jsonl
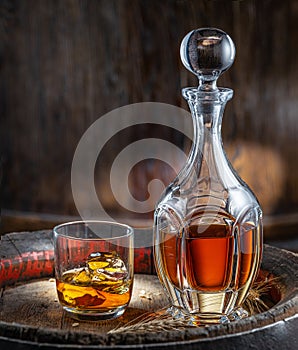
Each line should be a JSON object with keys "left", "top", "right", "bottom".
{"left": 0, "top": 230, "right": 154, "bottom": 287}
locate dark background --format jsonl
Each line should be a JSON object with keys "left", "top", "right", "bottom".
{"left": 0, "top": 0, "right": 297, "bottom": 247}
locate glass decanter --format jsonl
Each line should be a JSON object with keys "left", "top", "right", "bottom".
{"left": 153, "top": 28, "right": 263, "bottom": 325}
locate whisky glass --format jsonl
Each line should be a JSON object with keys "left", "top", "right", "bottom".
{"left": 53, "top": 220, "right": 134, "bottom": 320}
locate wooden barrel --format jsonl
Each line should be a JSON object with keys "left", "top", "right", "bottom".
{"left": 0, "top": 230, "right": 297, "bottom": 349}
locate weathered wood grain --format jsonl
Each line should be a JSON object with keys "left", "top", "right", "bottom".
{"left": 0, "top": 0, "right": 297, "bottom": 233}
{"left": 0, "top": 236, "right": 297, "bottom": 349}
{"left": 0, "top": 275, "right": 168, "bottom": 334}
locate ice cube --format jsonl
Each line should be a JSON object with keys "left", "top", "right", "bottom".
{"left": 87, "top": 252, "right": 128, "bottom": 278}
{"left": 62, "top": 267, "right": 91, "bottom": 286}
{"left": 72, "top": 268, "right": 92, "bottom": 286}
{"left": 86, "top": 251, "right": 129, "bottom": 293}
{"left": 87, "top": 252, "right": 115, "bottom": 271}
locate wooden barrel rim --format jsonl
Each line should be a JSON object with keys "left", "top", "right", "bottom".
{"left": 0, "top": 230, "right": 297, "bottom": 349}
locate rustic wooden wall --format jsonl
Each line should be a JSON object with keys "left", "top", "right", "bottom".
{"left": 0, "top": 0, "right": 297, "bottom": 236}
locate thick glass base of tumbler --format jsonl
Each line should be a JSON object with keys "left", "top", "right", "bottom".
{"left": 167, "top": 306, "right": 248, "bottom": 326}
{"left": 63, "top": 305, "right": 126, "bottom": 321}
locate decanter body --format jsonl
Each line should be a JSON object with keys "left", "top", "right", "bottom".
{"left": 153, "top": 28, "right": 263, "bottom": 324}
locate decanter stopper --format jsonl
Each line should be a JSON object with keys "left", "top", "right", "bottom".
{"left": 180, "top": 28, "right": 236, "bottom": 91}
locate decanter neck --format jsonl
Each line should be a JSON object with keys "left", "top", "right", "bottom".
{"left": 182, "top": 87, "right": 233, "bottom": 131}
{"left": 181, "top": 87, "right": 234, "bottom": 189}
{"left": 183, "top": 87, "right": 233, "bottom": 147}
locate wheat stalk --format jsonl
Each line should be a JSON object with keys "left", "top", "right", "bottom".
{"left": 243, "top": 275, "right": 279, "bottom": 314}
{"left": 108, "top": 276, "right": 279, "bottom": 334}
{"left": 108, "top": 307, "right": 195, "bottom": 334}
